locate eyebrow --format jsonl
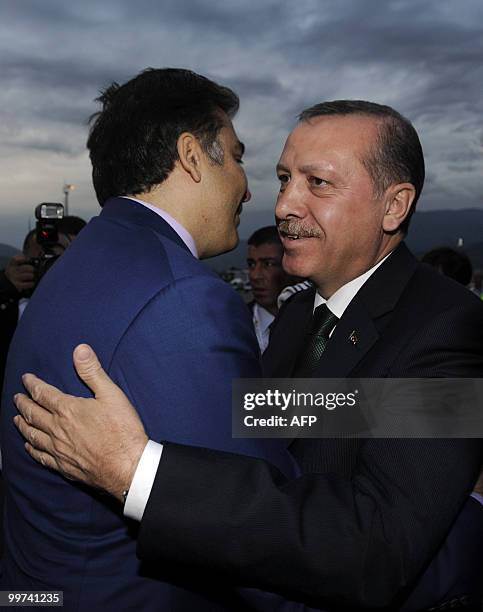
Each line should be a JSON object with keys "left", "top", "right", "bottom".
{"left": 300, "top": 164, "right": 330, "bottom": 174}
{"left": 247, "top": 257, "right": 280, "bottom": 262}
{"left": 275, "top": 163, "right": 333, "bottom": 175}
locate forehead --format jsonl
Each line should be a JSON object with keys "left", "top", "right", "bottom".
{"left": 280, "top": 114, "right": 380, "bottom": 168}
{"left": 247, "top": 242, "right": 283, "bottom": 259}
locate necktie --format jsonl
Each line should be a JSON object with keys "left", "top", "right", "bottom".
{"left": 293, "top": 304, "right": 338, "bottom": 376}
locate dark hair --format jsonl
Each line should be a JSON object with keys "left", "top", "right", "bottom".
{"left": 87, "top": 68, "right": 239, "bottom": 205}
{"left": 421, "top": 247, "right": 473, "bottom": 286}
{"left": 299, "top": 100, "right": 425, "bottom": 233}
{"left": 57, "top": 216, "right": 87, "bottom": 236}
{"left": 248, "top": 225, "right": 283, "bottom": 248}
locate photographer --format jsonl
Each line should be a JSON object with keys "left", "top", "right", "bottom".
{"left": 0, "top": 216, "right": 86, "bottom": 392}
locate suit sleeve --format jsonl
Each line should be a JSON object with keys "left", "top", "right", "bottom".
{"left": 136, "top": 298, "right": 483, "bottom": 609}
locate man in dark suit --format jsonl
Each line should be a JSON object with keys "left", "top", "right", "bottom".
{"left": 1, "top": 68, "right": 299, "bottom": 611}
{"left": 13, "top": 101, "right": 483, "bottom": 610}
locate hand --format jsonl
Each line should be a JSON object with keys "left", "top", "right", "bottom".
{"left": 4, "top": 254, "right": 36, "bottom": 293}
{"left": 13, "top": 344, "right": 148, "bottom": 502}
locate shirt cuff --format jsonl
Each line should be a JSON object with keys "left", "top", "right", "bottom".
{"left": 470, "top": 492, "right": 483, "bottom": 506}
{"left": 123, "top": 440, "right": 163, "bottom": 521}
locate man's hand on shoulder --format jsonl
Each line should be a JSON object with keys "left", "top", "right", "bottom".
{"left": 13, "top": 344, "right": 148, "bottom": 502}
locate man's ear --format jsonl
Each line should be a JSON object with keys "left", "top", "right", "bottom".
{"left": 382, "top": 183, "right": 416, "bottom": 232}
{"left": 177, "top": 132, "right": 202, "bottom": 183}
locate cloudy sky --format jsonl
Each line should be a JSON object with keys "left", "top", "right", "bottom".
{"left": 1, "top": 0, "right": 482, "bottom": 248}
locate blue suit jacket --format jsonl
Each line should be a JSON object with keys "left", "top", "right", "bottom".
{"left": 0, "top": 198, "right": 297, "bottom": 611}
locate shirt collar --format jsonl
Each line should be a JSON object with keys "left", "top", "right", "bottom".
{"left": 120, "top": 196, "right": 198, "bottom": 258}
{"left": 314, "top": 251, "right": 393, "bottom": 317}
{"left": 253, "top": 302, "right": 275, "bottom": 332}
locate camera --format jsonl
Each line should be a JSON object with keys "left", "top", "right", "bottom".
{"left": 25, "top": 203, "right": 65, "bottom": 295}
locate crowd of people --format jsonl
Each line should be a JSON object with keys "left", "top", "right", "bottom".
{"left": 0, "top": 67, "right": 482, "bottom": 611}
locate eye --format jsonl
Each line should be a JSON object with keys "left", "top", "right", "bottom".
{"left": 236, "top": 158, "right": 244, "bottom": 165}
{"left": 277, "top": 173, "right": 290, "bottom": 191}
{"left": 308, "top": 176, "right": 327, "bottom": 187}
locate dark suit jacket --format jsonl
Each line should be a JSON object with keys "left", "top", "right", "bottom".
{"left": 0, "top": 198, "right": 296, "bottom": 611}
{"left": 137, "top": 243, "right": 483, "bottom": 610}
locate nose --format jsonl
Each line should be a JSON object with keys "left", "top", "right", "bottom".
{"left": 275, "top": 180, "right": 305, "bottom": 221}
{"left": 250, "top": 261, "right": 264, "bottom": 280}
{"left": 243, "top": 188, "right": 251, "bottom": 203}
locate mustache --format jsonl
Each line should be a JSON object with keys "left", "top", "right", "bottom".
{"left": 277, "top": 219, "right": 321, "bottom": 238}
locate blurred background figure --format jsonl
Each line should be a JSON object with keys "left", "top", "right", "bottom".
{"left": 0, "top": 216, "right": 86, "bottom": 393}
{"left": 421, "top": 246, "right": 473, "bottom": 287}
{"left": 246, "top": 226, "right": 291, "bottom": 352}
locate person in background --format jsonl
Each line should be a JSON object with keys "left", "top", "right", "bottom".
{"left": 246, "top": 225, "right": 291, "bottom": 352}
{"left": 0, "top": 217, "right": 86, "bottom": 392}
{"left": 421, "top": 246, "right": 473, "bottom": 287}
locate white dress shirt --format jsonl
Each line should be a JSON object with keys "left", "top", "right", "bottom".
{"left": 252, "top": 302, "right": 275, "bottom": 353}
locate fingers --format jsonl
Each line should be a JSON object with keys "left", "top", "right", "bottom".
{"left": 24, "top": 442, "right": 64, "bottom": 475}
{"left": 14, "top": 392, "right": 54, "bottom": 432}
{"left": 73, "top": 344, "right": 120, "bottom": 400}
{"left": 21, "top": 374, "right": 68, "bottom": 415}
{"left": 9, "top": 254, "right": 29, "bottom": 266}
{"left": 5, "top": 257, "right": 36, "bottom": 291}
{"left": 14, "top": 415, "right": 54, "bottom": 455}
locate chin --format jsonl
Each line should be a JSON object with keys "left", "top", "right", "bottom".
{"left": 212, "top": 233, "right": 239, "bottom": 258}
{"left": 282, "top": 253, "right": 312, "bottom": 279}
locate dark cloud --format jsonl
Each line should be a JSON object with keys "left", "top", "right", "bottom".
{"left": 1, "top": 54, "right": 125, "bottom": 92}
{"left": 10, "top": 138, "right": 83, "bottom": 156}
{"left": 0, "top": 0, "right": 482, "bottom": 248}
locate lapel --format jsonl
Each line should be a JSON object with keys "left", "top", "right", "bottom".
{"left": 314, "top": 242, "right": 419, "bottom": 378}
{"left": 262, "top": 287, "right": 315, "bottom": 377}
{"left": 315, "top": 296, "right": 379, "bottom": 377}
{"left": 100, "top": 197, "right": 191, "bottom": 254}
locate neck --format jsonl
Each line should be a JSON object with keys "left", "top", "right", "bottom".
{"left": 316, "top": 235, "right": 402, "bottom": 299}
{"left": 132, "top": 182, "right": 203, "bottom": 252}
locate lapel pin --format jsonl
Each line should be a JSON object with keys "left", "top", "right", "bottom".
{"left": 349, "top": 330, "right": 359, "bottom": 346}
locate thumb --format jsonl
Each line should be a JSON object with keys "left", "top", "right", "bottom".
{"left": 73, "top": 344, "right": 120, "bottom": 400}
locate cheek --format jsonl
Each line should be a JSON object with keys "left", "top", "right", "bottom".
{"left": 282, "top": 248, "right": 318, "bottom": 277}
{"left": 312, "top": 204, "right": 344, "bottom": 237}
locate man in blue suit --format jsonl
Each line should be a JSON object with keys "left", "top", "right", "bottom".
{"left": 0, "top": 68, "right": 297, "bottom": 611}
{"left": 11, "top": 98, "right": 483, "bottom": 611}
